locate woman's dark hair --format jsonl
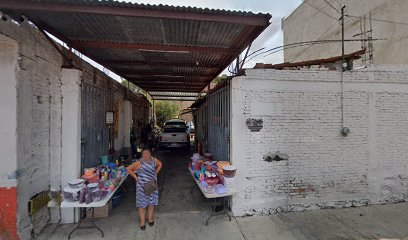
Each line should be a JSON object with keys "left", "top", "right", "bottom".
{"left": 141, "top": 147, "right": 152, "bottom": 153}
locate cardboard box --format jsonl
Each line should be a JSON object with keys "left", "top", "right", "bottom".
{"left": 86, "top": 200, "right": 112, "bottom": 219}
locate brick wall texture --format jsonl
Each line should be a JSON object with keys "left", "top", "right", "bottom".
{"left": 231, "top": 66, "right": 408, "bottom": 216}
{"left": 0, "top": 19, "right": 150, "bottom": 239}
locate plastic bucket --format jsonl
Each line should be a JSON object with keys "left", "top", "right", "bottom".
{"left": 101, "top": 155, "right": 109, "bottom": 165}
{"left": 224, "top": 177, "right": 235, "bottom": 191}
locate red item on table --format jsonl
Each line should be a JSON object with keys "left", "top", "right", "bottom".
{"left": 82, "top": 174, "right": 98, "bottom": 183}
{"left": 205, "top": 177, "right": 219, "bottom": 186}
{"left": 194, "top": 163, "right": 202, "bottom": 170}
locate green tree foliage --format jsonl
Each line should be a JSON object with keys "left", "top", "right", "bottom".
{"left": 154, "top": 101, "right": 180, "bottom": 127}
{"left": 212, "top": 74, "right": 230, "bottom": 84}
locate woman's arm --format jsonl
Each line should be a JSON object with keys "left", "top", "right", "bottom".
{"left": 154, "top": 158, "right": 163, "bottom": 174}
{"left": 126, "top": 161, "right": 141, "bottom": 181}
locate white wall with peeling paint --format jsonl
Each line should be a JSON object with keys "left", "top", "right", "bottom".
{"left": 60, "top": 69, "right": 82, "bottom": 224}
{"left": 0, "top": 33, "right": 18, "bottom": 188}
{"left": 231, "top": 66, "right": 408, "bottom": 216}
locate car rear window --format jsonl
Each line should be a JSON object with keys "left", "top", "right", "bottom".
{"left": 163, "top": 122, "right": 186, "bottom": 133}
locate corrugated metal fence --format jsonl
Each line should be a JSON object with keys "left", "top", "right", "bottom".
{"left": 194, "top": 81, "right": 230, "bottom": 161}
{"left": 81, "top": 84, "right": 113, "bottom": 168}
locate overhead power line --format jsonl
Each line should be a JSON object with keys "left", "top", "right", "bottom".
{"left": 322, "top": 0, "right": 341, "bottom": 14}
{"left": 302, "top": 0, "right": 339, "bottom": 21}
{"left": 241, "top": 38, "right": 386, "bottom": 66}
{"left": 290, "top": 21, "right": 340, "bottom": 61}
{"left": 346, "top": 14, "right": 408, "bottom": 26}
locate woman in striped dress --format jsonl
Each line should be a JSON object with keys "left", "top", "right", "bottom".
{"left": 127, "top": 148, "right": 162, "bottom": 230}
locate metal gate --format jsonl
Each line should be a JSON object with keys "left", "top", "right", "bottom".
{"left": 194, "top": 81, "right": 231, "bottom": 161}
{"left": 81, "top": 84, "right": 113, "bottom": 168}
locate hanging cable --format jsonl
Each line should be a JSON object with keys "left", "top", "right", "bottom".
{"left": 240, "top": 38, "right": 385, "bottom": 66}
{"left": 346, "top": 14, "right": 408, "bottom": 26}
{"left": 290, "top": 21, "right": 341, "bottom": 62}
{"left": 322, "top": 0, "right": 341, "bottom": 14}
{"left": 302, "top": 0, "right": 339, "bottom": 21}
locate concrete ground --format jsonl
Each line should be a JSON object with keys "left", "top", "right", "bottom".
{"left": 37, "top": 149, "right": 408, "bottom": 240}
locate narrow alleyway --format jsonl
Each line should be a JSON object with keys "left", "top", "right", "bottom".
{"left": 155, "top": 149, "right": 210, "bottom": 213}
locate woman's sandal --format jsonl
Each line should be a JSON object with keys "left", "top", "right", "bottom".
{"left": 140, "top": 225, "right": 146, "bottom": 230}
{"left": 148, "top": 221, "right": 155, "bottom": 226}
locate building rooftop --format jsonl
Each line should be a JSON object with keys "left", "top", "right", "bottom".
{"left": 1, "top": 0, "right": 271, "bottom": 98}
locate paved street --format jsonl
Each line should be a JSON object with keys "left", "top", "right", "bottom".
{"left": 37, "top": 150, "right": 408, "bottom": 240}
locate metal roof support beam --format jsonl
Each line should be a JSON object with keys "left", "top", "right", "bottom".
{"left": 0, "top": 0, "right": 270, "bottom": 26}
{"left": 151, "top": 95, "right": 199, "bottom": 98}
{"left": 106, "top": 60, "right": 219, "bottom": 69}
{"left": 142, "top": 87, "right": 203, "bottom": 91}
{"left": 120, "top": 71, "right": 210, "bottom": 78}
{"left": 150, "top": 94, "right": 201, "bottom": 97}
{"left": 129, "top": 76, "right": 207, "bottom": 82}
{"left": 134, "top": 83, "right": 205, "bottom": 87}
{"left": 152, "top": 98, "right": 198, "bottom": 101}
{"left": 72, "top": 41, "right": 237, "bottom": 55}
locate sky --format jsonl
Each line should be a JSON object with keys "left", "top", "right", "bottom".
{"left": 73, "top": 0, "right": 302, "bottom": 81}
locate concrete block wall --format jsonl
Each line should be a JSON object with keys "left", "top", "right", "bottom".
{"left": 0, "top": 20, "right": 64, "bottom": 239}
{"left": 0, "top": 32, "right": 19, "bottom": 240}
{"left": 231, "top": 66, "right": 408, "bottom": 216}
{"left": 0, "top": 18, "right": 151, "bottom": 239}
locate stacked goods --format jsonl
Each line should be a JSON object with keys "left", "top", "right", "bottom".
{"left": 62, "top": 160, "right": 127, "bottom": 204}
{"left": 216, "top": 161, "right": 230, "bottom": 175}
{"left": 204, "top": 153, "right": 213, "bottom": 161}
{"left": 189, "top": 152, "right": 237, "bottom": 194}
{"left": 222, "top": 165, "right": 236, "bottom": 178}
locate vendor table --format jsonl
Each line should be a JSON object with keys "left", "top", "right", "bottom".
{"left": 61, "top": 174, "right": 128, "bottom": 239}
{"left": 188, "top": 168, "right": 235, "bottom": 225}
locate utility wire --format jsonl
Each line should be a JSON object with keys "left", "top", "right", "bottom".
{"left": 241, "top": 38, "right": 385, "bottom": 66}
{"left": 302, "top": 0, "right": 339, "bottom": 21}
{"left": 322, "top": 0, "right": 341, "bottom": 13}
{"left": 290, "top": 21, "right": 340, "bottom": 61}
{"left": 346, "top": 14, "right": 408, "bottom": 26}
{"left": 332, "top": 0, "right": 342, "bottom": 8}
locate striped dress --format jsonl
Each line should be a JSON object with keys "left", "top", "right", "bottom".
{"left": 136, "top": 158, "right": 159, "bottom": 208}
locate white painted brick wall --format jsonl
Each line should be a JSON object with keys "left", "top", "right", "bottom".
{"left": 0, "top": 19, "right": 151, "bottom": 239}
{"left": 0, "top": 21, "right": 65, "bottom": 239}
{"left": 231, "top": 66, "right": 408, "bottom": 216}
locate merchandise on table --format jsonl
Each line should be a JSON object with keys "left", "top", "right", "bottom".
{"left": 189, "top": 152, "right": 236, "bottom": 193}
{"left": 63, "top": 159, "right": 127, "bottom": 205}
{"left": 204, "top": 153, "right": 213, "bottom": 162}
{"left": 84, "top": 167, "right": 96, "bottom": 176}
{"left": 68, "top": 179, "right": 85, "bottom": 189}
{"left": 216, "top": 161, "right": 230, "bottom": 175}
{"left": 222, "top": 165, "right": 236, "bottom": 178}
{"left": 63, "top": 186, "right": 81, "bottom": 202}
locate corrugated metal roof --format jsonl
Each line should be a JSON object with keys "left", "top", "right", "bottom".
{"left": 1, "top": 0, "right": 271, "bottom": 96}
{"left": 12, "top": 0, "right": 268, "bottom": 17}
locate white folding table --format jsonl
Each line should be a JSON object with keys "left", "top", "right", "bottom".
{"left": 189, "top": 168, "right": 235, "bottom": 225}
{"left": 60, "top": 174, "right": 128, "bottom": 239}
